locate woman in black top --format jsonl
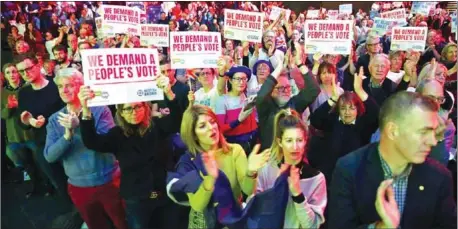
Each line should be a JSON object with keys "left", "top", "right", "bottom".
{"left": 78, "top": 75, "right": 187, "bottom": 229}
{"left": 308, "top": 71, "right": 379, "bottom": 185}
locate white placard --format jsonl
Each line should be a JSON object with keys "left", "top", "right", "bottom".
{"left": 98, "top": 5, "right": 142, "bottom": 37}
{"left": 224, "top": 9, "right": 264, "bottom": 43}
{"left": 269, "top": 6, "right": 291, "bottom": 21}
{"left": 327, "top": 10, "right": 339, "bottom": 20}
{"left": 140, "top": 24, "right": 169, "bottom": 47}
{"left": 307, "top": 10, "right": 320, "bottom": 19}
{"left": 410, "top": 2, "right": 436, "bottom": 16}
{"left": 81, "top": 48, "right": 163, "bottom": 106}
{"left": 380, "top": 8, "right": 406, "bottom": 19}
{"left": 373, "top": 17, "right": 408, "bottom": 36}
{"left": 304, "top": 20, "right": 352, "bottom": 55}
{"left": 390, "top": 27, "right": 427, "bottom": 52}
{"left": 339, "top": 4, "right": 352, "bottom": 15}
{"left": 170, "top": 32, "right": 222, "bottom": 69}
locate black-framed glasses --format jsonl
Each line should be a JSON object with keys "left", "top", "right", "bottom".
{"left": 18, "top": 64, "right": 36, "bottom": 75}
{"left": 274, "top": 86, "right": 291, "bottom": 92}
{"left": 232, "top": 77, "right": 248, "bottom": 83}
{"left": 122, "top": 105, "right": 144, "bottom": 114}
{"left": 427, "top": 95, "right": 446, "bottom": 104}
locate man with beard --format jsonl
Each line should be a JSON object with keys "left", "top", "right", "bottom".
{"left": 53, "top": 44, "right": 82, "bottom": 74}
{"left": 249, "top": 30, "right": 285, "bottom": 69}
{"left": 256, "top": 44, "right": 320, "bottom": 151}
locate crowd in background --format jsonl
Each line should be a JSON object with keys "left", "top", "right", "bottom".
{"left": 1, "top": 1, "right": 457, "bottom": 229}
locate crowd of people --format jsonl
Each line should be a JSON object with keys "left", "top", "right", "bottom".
{"left": 1, "top": 1, "right": 457, "bottom": 229}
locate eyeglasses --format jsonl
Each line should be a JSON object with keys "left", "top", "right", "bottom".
{"left": 122, "top": 105, "right": 144, "bottom": 114}
{"left": 197, "top": 71, "right": 213, "bottom": 77}
{"left": 232, "top": 77, "right": 248, "bottom": 83}
{"left": 274, "top": 86, "right": 291, "bottom": 92}
{"left": 427, "top": 95, "right": 446, "bottom": 104}
{"left": 18, "top": 64, "right": 36, "bottom": 75}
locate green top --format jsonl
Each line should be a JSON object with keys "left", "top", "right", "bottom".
{"left": 1, "top": 87, "right": 34, "bottom": 143}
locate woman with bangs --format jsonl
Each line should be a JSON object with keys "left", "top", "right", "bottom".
{"left": 167, "top": 105, "right": 269, "bottom": 229}
{"left": 309, "top": 70, "right": 379, "bottom": 184}
{"left": 79, "top": 75, "right": 184, "bottom": 229}
{"left": 256, "top": 109, "right": 327, "bottom": 229}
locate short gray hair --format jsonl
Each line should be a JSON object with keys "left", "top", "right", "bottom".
{"left": 415, "top": 78, "right": 443, "bottom": 94}
{"left": 369, "top": 54, "right": 390, "bottom": 67}
{"left": 54, "top": 68, "right": 84, "bottom": 86}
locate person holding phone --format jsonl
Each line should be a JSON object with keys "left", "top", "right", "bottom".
{"left": 214, "top": 66, "right": 258, "bottom": 154}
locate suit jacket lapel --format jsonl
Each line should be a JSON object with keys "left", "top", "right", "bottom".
{"left": 400, "top": 164, "right": 427, "bottom": 228}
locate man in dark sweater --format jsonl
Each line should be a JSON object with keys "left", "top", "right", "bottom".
{"left": 256, "top": 48, "right": 321, "bottom": 151}
{"left": 15, "top": 54, "right": 83, "bottom": 229}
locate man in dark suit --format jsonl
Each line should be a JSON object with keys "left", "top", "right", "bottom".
{"left": 328, "top": 91, "right": 456, "bottom": 229}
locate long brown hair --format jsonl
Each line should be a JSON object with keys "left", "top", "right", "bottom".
{"left": 115, "top": 102, "right": 153, "bottom": 137}
{"left": 180, "top": 105, "right": 231, "bottom": 156}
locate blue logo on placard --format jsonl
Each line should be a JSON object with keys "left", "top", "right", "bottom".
{"left": 137, "top": 90, "right": 144, "bottom": 96}
{"left": 334, "top": 46, "right": 347, "bottom": 52}
{"left": 203, "top": 59, "right": 217, "bottom": 64}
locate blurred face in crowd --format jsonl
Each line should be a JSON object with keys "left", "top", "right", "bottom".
{"left": 44, "top": 61, "right": 56, "bottom": 75}
{"left": 160, "top": 63, "right": 176, "bottom": 82}
{"left": 279, "top": 127, "right": 306, "bottom": 165}
{"left": 292, "top": 30, "right": 300, "bottom": 42}
{"left": 366, "top": 40, "right": 381, "bottom": 54}
{"left": 339, "top": 101, "right": 358, "bottom": 124}
{"left": 56, "top": 77, "right": 81, "bottom": 104}
{"left": 324, "top": 54, "right": 341, "bottom": 65}
{"left": 196, "top": 68, "right": 215, "bottom": 88}
{"left": 272, "top": 75, "right": 292, "bottom": 107}
{"left": 16, "top": 58, "right": 41, "bottom": 83}
{"left": 263, "top": 21, "right": 270, "bottom": 30}
{"left": 291, "top": 13, "right": 297, "bottom": 22}
{"left": 11, "top": 26, "right": 18, "bottom": 35}
{"left": 393, "top": 107, "right": 438, "bottom": 164}
{"left": 78, "top": 42, "right": 92, "bottom": 53}
{"left": 160, "top": 12, "right": 166, "bottom": 20}
{"left": 263, "top": 31, "right": 276, "bottom": 49}
{"left": 36, "top": 54, "right": 44, "bottom": 66}
{"left": 430, "top": 65, "right": 447, "bottom": 85}
{"left": 390, "top": 54, "right": 403, "bottom": 72}
{"left": 53, "top": 49, "right": 68, "bottom": 64}
{"left": 256, "top": 63, "right": 271, "bottom": 84}
{"left": 27, "top": 22, "right": 34, "bottom": 31}
{"left": 169, "top": 21, "right": 176, "bottom": 30}
{"left": 3, "top": 66, "right": 20, "bottom": 86}
{"left": 68, "top": 35, "right": 78, "bottom": 51}
{"left": 79, "top": 28, "right": 88, "bottom": 37}
{"left": 319, "top": 67, "right": 336, "bottom": 86}
{"left": 421, "top": 80, "right": 445, "bottom": 106}
{"left": 369, "top": 56, "right": 390, "bottom": 82}
{"left": 426, "top": 31, "right": 440, "bottom": 46}
{"left": 16, "top": 41, "right": 30, "bottom": 54}
{"left": 361, "top": 19, "right": 368, "bottom": 27}
{"left": 199, "top": 24, "right": 208, "bottom": 31}
{"left": 225, "top": 40, "right": 234, "bottom": 51}
{"left": 445, "top": 45, "right": 457, "bottom": 62}
{"left": 45, "top": 32, "right": 54, "bottom": 41}
{"left": 230, "top": 72, "right": 248, "bottom": 93}
{"left": 194, "top": 114, "right": 220, "bottom": 148}
{"left": 120, "top": 102, "right": 146, "bottom": 125}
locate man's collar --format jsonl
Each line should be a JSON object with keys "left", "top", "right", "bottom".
{"left": 370, "top": 77, "right": 385, "bottom": 88}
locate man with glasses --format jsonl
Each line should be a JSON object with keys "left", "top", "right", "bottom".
{"left": 257, "top": 47, "right": 320, "bottom": 151}
{"left": 188, "top": 68, "right": 219, "bottom": 111}
{"left": 15, "top": 55, "right": 84, "bottom": 228}
{"left": 355, "top": 35, "right": 381, "bottom": 77}
{"left": 416, "top": 79, "right": 456, "bottom": 166}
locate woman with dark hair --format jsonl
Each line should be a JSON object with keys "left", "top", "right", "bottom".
{"left": 78, "top": 75, "right": 185, "bottom": 229}
{"left": 309, "top": 70, "right": 379, "bottom": 184}
{"left": 214, "top": 66, "right": 258, "bottom": 153}
{"left": 256, "top": 108, "right": 327, "bottom": 228}
{"left": 24, "top": 22, "right": 46, "bottom": 54}
{"left": 7, "top": 26, "right": 24, "bottom": 55}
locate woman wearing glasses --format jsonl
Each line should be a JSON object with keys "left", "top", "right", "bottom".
{"left": 78, "top": 75, "right": 184, "bottom": 229}
{"left": 214, "top": 66, "right": 258, "bottom": 154}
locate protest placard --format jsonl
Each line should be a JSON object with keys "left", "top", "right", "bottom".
{"left": 410, "top": 2, "right": 436, "bottom": 16}
{"left": 373, "top": 17, "right": 408, "bottom": 36}
{"left": 99, "top": 5, "right": 142, "bottom": 37}
{"left": 452, "top": 14, "right": 457, "bottom": 34}
{"left": 307, "top": 10, "right": 320, "bottom": 19}
{"left": 140, "top": 24, "right": 169, "bottom": 47}
{"left": 80, "top": 48, "right": 163, "bottom": 106}
{"left": 380, "top": 8, "right": 406, "bottom": 19}
{"left": 304, "top": 20, "right": 352, "bottom": 55}
{"left": 224, "top": 9, "right": 263, "bottom": 42}
{"left": 269, "top": 6, "right": 291, "bottom": 21}
{"left": 126, "top": 2, "right": 144, "bottom": 11}
{"left": 170, "top": 32, "right": 222, "bottom": 69}
{"left": 327, "top": 10, "right": 339, "bottom": 20}
{"left": 339, "top": 4, "right": 352, "bottom": 15}
{"left": 390, "top": 27, "right": 427, "bottom": 52}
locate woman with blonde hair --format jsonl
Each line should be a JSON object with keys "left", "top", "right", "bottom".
{"left": 79, "top": 75, "right": 184, "bottom": 229}
{"left": 256, "top": 108, "right": 327, "bottom": 228}
{"left": 167, "top": 104, "right": 269, "bottom": 229}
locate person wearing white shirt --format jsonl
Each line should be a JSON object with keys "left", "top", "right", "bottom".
{"left": 249, "top": 30, "right": 285, "bottom": 69}
{"left": 191, "top": 68, "right": 220, "bottom": 112}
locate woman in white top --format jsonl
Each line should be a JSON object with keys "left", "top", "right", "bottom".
{"left": 256, "top": 109, "right": 327, "bottom": 229}
{"left": 386, "top": 50, "right": 405, "bottom": 85}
